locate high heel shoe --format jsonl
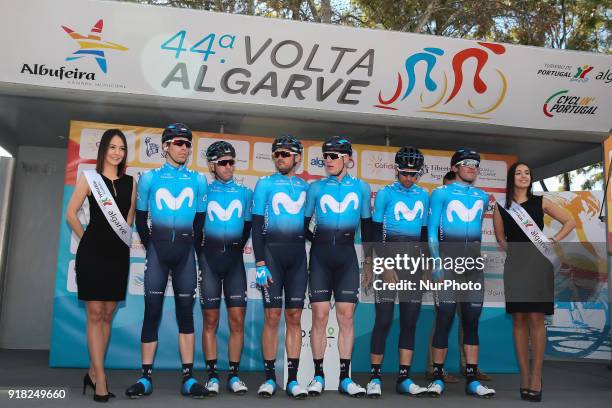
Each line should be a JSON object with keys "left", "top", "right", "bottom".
{"left": 83, "top": 373, "right": 95, "bottom": 395}
{"left": 83, "top": 373, "right": 116, "bottom": 398}
{"left": 526, "top": 380, "right": 542, "bottom": 402}
{"left": 93, "top": 391, "right": 110, "bottom": 403}
{"left": 520, "top": 388, "right": 529, "bottom": 400}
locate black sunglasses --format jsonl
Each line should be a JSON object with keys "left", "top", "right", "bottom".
{"left": 273, "top": 151, "right": 295, "bottom": 159}
{"left": 168, "top": 139, "right": 192, "bottom": 148}
{"left": 214, "top": 159, "right": 235, "bottom": 167}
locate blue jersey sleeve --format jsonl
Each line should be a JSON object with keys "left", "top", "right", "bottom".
{"left": 245, "top": 187, "right": 253, "bottom": 222}
{"left": 427, "top": 186, "right": 446, "bottom": 260}
{"left": 252, "top": 178, "right": 269, "bottom": 216}
{"left": 421, "top": 188, "right": 430, "bottom": 227}
{"left": 304, "top": 181, "right": 321, "bottom": 218}
{"left": 372, "top": 186, "right": 389, "bottom": 223}
{"left": 196, "top": 172, "right": 208, "bottom": 213}
{"left": 136, "top": 171, "right": 153, "bottom": 212}
{"left": 360, "top": 180, "right": 372, "bottom": 219}
{"left": 481, "top": 190, "right": 489, "bottom": 222}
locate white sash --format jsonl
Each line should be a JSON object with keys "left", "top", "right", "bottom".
{"left": 498, "top": 199, "right": 560, "bottom": 270}
{"left": 84, "top": 170, "right": 132, "bottom": 247}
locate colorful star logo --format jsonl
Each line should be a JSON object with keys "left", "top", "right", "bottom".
{"left": 62, "top": 19, "right": 128, "bottom": 74}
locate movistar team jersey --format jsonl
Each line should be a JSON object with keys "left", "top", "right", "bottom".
{"left": 427, "top": 181, "right": 488, "bottom": 257}
{"left": 373, "top": 181, "right": 429, "bottom": 241}
{"left": 252, "top": 172, "right": 309, "bottom": 243}
{"left": 136, "top": 162, "right": 208, "bottom": 241}
{"left": 305, "top": 173, "right": 371, "bottom": 244}
{"left": 204, "top": 178, "right": 252, "bottom": 247}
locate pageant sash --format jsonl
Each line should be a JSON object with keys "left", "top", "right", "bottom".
{"left": 84, "top": 170, "right": 131, "bottom": 247}
{"left": 498, "top": 199, "right": 560, "bottom": 270}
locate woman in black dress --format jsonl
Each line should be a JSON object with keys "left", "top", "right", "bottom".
{"left": 66, "top": 129, "right": 136, "bottom": 401}
{"left": 493, "top": 162, "right": 575, "bottom": 402}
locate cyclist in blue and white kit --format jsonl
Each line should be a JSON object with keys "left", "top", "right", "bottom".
{"left": 199, "top": 141, "right": 252, "bottom": 396}
{"left": 363, "top": 147, "right": 429, "bottom": 398}
{"left": 252, "top": 136, "right": 309, "bottom": 399}
{"left": 126, "top": 124, "right": 209, "bottom": 398}
{"left": 305, "top": 136, "right": 372, "bottom": 398}
{"left": 426, "top": 148, "right": 495, "bottom": 398}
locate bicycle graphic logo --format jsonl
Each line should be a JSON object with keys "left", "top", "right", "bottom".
{"left": 374, "top": 42, "right": 507, "bottom": 119}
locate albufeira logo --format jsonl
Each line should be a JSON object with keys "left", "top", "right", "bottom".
{"left": 20, "top": 19, "right": 127, "bottom": 82}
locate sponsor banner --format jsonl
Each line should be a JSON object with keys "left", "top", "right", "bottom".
{"left": 604, "top": 136, "right": 612, "bottom": 252}
{"left": 50, "top": 120, "right": 515, "bottom": 369}
{"left": 540, "top": 191, "right": 609, "bottom": 360}
{"left": 1, "top": 0, "right": 611, "bottom": 133}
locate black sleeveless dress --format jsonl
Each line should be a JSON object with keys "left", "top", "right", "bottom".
{"left": 75, "top": 174, "right": 133, "bottom": 301}
{"left": 498, "top": 195, "right": 554, "bottom": 315}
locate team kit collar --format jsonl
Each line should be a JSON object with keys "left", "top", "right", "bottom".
{"left": 393, "top": 181, "right": 418, "bottom": 193}
{"left": 449, "top": 180, "right": 475, "bottom": 190}
{"left": 162, "top": 162, "right": 187, "bottom": 172}
{"left": 274, "top": 171, "right": 301, "bottom": 180}
{"left": 212, "top": 177, "right": 236, "bottom": 186}
{"left": 326, "top": 173, "right": 355, "bottom": 184}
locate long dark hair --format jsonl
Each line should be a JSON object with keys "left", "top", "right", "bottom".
{"left": 96, "top": 129, "right": 128, "bottom": 176}
{"left": 505, "top": 161, "right": 533, "bottom": 208}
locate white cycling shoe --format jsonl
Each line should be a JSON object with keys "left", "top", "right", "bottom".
{"left": 307, "top": 376, "right": 325, "bottom": 396}
{"left": 338, "top": 377, "right": 366, "bottom": 397}
{"left": 426, "top": 379, "right": 445, "bottom": 397}
{"left": 286, "top": 380, "right": 308, "bottom": 399}
{"left": 257, "top": 379, "right": 277, "bottom": 398}
{"left": 365, "top": 379, "right": 381, "bottom": 398}
{"left": 396, "top": 378, "right": 428, "bottom": 396}
{"left": 227, "top": 376, "right": 248, "bottom": 394}
{"left": 204, "top": 378, "right": 219, "bottom": 395}
{"left": 466, "top": 381, "right": 496, "bottom": 398}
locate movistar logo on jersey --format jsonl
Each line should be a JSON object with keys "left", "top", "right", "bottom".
{"left": 446, "top": 200, "right": 483, "bottom": 222}
{"left": 394, "top": 201, "right": 424, "bottom": 221}
{"left": 208, "top": 199, "right": 243, "bottom": 221}
{"left": 272, "top": 191, "right": 306, "bottom": 215}
{"left": 320, "top": 192, "right": 359, "bottom": 214}
{"left": 155, "top": 187, "right": 194, "bottom": 211}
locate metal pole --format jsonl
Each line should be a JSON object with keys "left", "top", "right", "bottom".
{"left": 0, "top": 155, "right": 16, "bottom": 322}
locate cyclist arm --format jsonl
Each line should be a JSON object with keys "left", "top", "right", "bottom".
{"left": 420, "top": 189, "right": 430, "bottom": 257}
{"left": 251, "top": 179, "right": 267, "bottom": 265}
{"left": 193, "top": 173, "right": 208, "bottom": 250}
{"left": 427, "top": 187, "right": 445, "bottom": 260}
{"left": 241, "top": 188, "right": 253, "bottom": 249}
{"left": 371, "top": 186, "right": 387, "bottom": 258}
{"left": 303, "top": 181, "right": 319, "bottom": 242}
{"left": 360, "top": 181, "right": 373, "bottom": 257}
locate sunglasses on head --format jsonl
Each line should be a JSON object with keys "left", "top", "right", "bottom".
{"left": 167, "top": 139, "right": 192, "bottom": 148}
{"left": 214, "top": 159, "right": 235, "bottom": 167}
{"left": 456, "top": 159, "right": 479, "bottom": 168}
{"left": 323, "top": 152, "right": 347, "bottom": 160}
{"left": 273, "top": 150, "right": 296, "bottom": 159}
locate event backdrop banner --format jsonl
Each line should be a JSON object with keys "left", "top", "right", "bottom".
{"left": 50, "top": 120, "right": 516, "bottom": 375}
{"left": 50, "top": 121, "right": 608, "bottom": 375}
{"left": 1, "top": 0, "right": 611, "bottom": 133}
{"left": 542, "top": 192, "right": 609, "bottom": 360}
